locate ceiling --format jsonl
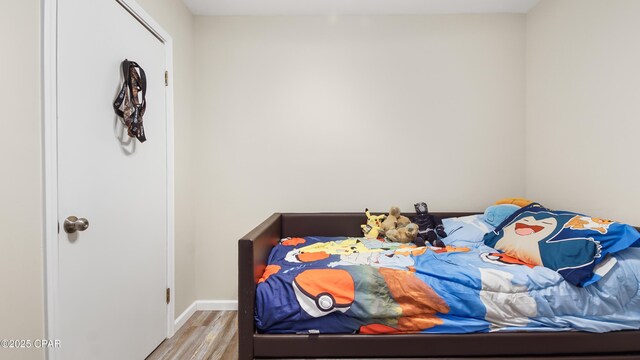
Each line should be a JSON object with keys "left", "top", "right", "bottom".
{"left": 183, "top": 0, "right": 541, "bottom": 16}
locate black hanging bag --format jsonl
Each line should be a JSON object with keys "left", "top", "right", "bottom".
{"left": 113, "top": 59, "right": 147, "bottom": 143}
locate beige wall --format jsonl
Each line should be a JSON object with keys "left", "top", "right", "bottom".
{"left": 0, "top": 1, "right": 194, "bottom": 359}
{"left": 7, "top": 0, "right": 638, "bottom": 352}
{"left": 525, "top": 0, "right": 640, "bottom": 224}
{"left": 193, "top": 15, "right": 526, "bottom": 300}
{"left": 0, "top": 1, "right": 44, "bottom": 359}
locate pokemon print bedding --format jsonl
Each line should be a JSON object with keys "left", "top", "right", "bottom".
{"left": 255, "top": 215, "right": 640, "bottom": 334}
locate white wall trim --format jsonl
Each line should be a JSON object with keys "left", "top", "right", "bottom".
{"left": 183, "top": 0, "right": 541, "bottom": 16}
{"left": 174, "top": 300, "right": 239, "bottom": 332}
{"left": 196, "top": 300, "right": 239, "bottom": 311}
{"left": 174, "top": 301, "right": 198, "bottom": 332}
{"left": 43, "top": 1, "right": 176, "bottom": 359}
{"left": 42, "top": 2, "right": 59, "bottom": 360}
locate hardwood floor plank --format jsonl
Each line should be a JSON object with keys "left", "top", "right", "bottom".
{"left": 165, "top": 325, "right": 208, "bottom": 360}
{"left": 188, "top": 311, "right": 210, "bottom": 327}
{"left": 218, "top": 321, "right": 239, "bottom": 360}
{"left": 148, "top": 317, "right": 198, "bottom": 360}
{"left": 196, "top": 313, "right": 236, "bottom": 360}
{"left": 192, "top": 310, "right": 223, "bottom": 327}
{"left": 147, "top": 310, "right": 238, "bottom": 360}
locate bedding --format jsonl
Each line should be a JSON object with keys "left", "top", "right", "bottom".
{"left": 441, "top": 214, "right": 495, "bottom": 243}
{"left": 483, "top": 204, "right": 520, "bottom": 227}
{"left": 255, "top": 215, "right": 640, "bottom": 335}
{"left": 483, "top": 204, "right": 640, "bottom": 287}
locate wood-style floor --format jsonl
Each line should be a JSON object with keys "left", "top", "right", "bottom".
{"left": 147, "top": 311, "right": 238, "bottom": 360}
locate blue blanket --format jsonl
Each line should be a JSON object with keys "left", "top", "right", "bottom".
{"left": 255, "top": 229, "right": 640, "bottom": 334}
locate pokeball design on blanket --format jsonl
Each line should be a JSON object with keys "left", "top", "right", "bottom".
{"left": 292, "top": 269, "right": 355, "bottom": 318}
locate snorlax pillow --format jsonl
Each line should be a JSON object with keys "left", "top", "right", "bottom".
{"left": 483, "top": 203, "right": 640, "bottom": 287}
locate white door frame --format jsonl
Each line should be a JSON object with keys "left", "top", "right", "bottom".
{"left": 42, "top": 1, "right": 175, "bottom": 359}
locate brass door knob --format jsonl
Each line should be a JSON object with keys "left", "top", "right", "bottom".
{"left": 64, "top": 216, "right": 89, "bottom": 234}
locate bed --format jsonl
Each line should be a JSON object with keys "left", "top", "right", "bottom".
{"left": 238, "top": 212, "right": 640, "bottom": 359}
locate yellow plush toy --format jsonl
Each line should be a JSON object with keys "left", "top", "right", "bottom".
{"left": 494, "top": 197, "right": 534, "bottom": 207}
{"left": 361, "top": 208, "right": 386, "bottom": 239}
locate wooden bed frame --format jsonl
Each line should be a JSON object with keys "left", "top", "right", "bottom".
{"left": 238, "top": 212, "right": 640, "bottom": 359}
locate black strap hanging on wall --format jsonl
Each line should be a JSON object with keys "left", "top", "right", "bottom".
{"left": 113, "top": 59, "right": 147, "bottom": 143}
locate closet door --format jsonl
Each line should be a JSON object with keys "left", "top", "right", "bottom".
{"left": 56, "top": 0, "right": 168, "bottom": 358}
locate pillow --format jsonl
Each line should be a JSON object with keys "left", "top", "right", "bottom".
{"left": 484, "top": 204, "right": 520, "bottom": 227}
{"left": 483, "top": 203, "right": 640, "bottom": 287}
{"left": 442, "top": 215, "right": 495, "bottom": 244}
{"left": 494, "top": 197, "right": 535, "bottom": 207}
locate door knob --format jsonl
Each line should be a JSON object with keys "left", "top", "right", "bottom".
{"left": 64, "top": 216, "right": 89, "bottom": 234}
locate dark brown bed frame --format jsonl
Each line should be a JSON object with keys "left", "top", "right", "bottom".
{"left": 238, "top": 212, "right": 640, "bottom": 359}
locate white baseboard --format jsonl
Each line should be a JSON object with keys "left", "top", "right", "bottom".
{"left": 174, "top": 301, "right": 197, "bottom": 331}
{"left": 196, "top": 300, "right": 238, "bottom": 311}
{"left": 174, "top": 300, "right": 238, "bottom": 332}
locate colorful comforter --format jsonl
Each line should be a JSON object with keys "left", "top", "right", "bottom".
{"left": 255, "top": 231, "right": 640, "bottom": 334}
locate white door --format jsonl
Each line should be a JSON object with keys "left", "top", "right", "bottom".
{"left": 57, "top": 0, "right": 168, "bottom": 359}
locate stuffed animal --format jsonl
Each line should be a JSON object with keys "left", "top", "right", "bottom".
{"left": 386, "top": 223, "right": 419, "bottom": 243}
{"left": 380, "top": 206, "right": 419, "bottom": 243}
{"left": 361, "top": 208, "right": 385, "bottom": 239}
{"left": 412, "top": 202, "right": 447, "bottom": 247}
{"left": 380, "top": 207, "right": 398, "bottom": 234}
{"left": 380, "top": 206, "right": 411, "bottom": 234}
{"left": 396, "top": 213, "right": 411, "bottom": 228}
